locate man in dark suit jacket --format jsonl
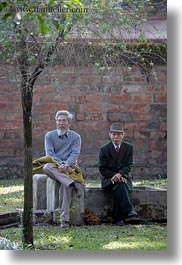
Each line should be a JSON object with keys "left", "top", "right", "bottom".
{"left": 98, "top": 122, "right": 137, "bottom": 225}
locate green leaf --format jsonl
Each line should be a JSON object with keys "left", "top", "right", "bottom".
{"left": 0, "top": 2, "right": 7, "bottom": 12}
{"left": 37, "top": 15, "right": 48, "bottom": 34}
{"left": 49, "top": 0, "right": 55, "bottom": 6}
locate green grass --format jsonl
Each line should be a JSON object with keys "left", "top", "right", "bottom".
{"left": 133, "top": 178, "right": 167, "bottom": 189}
{"left": 0, "top": 223, "right": 167, "bottom": 250}
{"left": 0, "top": 179, "right": 24, "bottom": 212}
{"left": 85, "top": 178, "right": 167, "bottom": 189}
{"left": 0, "top": 178, "right": 167, "bottom": 250}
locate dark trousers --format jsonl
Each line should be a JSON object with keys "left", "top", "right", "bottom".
{"left": 105, "top": 182, "right": 132, "bottom": 221}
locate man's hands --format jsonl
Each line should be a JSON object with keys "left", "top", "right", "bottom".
{"left": 58, "top": 164, "right": 75, "bottom": 174}
{"left": 111, "top": 173, "right": 127, "bottom": 184}
{"left": 67, "top": 167, "right": 75, "bottom": 174}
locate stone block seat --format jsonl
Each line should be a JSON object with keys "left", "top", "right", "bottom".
{"left": 33, "top": 174, "right": 84, "bottom": 225}
{"left": 85, "top": 186, "right": 167, "bottom": 223}
{"left": 33, "top": 174, "right": 167, "bottom": 225}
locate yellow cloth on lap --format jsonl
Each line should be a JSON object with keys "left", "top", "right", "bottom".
{"left": 33, "top": 155, "right": 84, "bottom": 184}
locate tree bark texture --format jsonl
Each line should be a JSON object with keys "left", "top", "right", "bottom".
{"left": 21, "top": 82, "right": 34, "bottom": 248}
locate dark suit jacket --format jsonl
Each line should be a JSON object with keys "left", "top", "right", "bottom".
{"left": 98, "top": 141, "right": 133, "bottom": 191}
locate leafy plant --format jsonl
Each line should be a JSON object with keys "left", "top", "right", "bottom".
{"left": 0, "top": 236, "right": 21, "bottom": 250}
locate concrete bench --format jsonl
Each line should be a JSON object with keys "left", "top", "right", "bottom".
{"left": 33, "top": 174, "right": 167, "bottom": 224}
{"left": 33, "top": 174, "right": 84, "bottom": 225}
{"left": 85, "top": 186, "right": 167, "bottom": 222}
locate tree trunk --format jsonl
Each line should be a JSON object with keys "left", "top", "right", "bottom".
{"left": 17, "top": 26, "right": 66, "bottom": 249}
{"left": 21, "top": 81, "right": 34, "bottom": 249}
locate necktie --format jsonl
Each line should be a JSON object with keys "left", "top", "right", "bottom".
{"left": 115, "top": 146, "right": 120, "bottom": 157}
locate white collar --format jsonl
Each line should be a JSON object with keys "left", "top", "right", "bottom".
{"left": 113, "top": 143, "right": 120, "bottom": 149}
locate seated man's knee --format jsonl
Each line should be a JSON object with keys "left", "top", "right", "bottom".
{"left": 113, "top": 181, "right": 126, "bottom": 192}
{"left": 43, "top": 163, "right": 55, "bottom": 174}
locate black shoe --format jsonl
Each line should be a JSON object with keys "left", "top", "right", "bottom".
{"left": 126, "top": 210, "right": 138, "bottom": 219}
{"left": 115, "top": 220, "right": 125, "bottom": 226}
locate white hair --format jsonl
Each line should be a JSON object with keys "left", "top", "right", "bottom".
{"left": 55, "top": 110, "right": 73, "bottom": 121}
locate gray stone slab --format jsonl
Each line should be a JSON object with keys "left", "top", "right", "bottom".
{"left": 33, "top": 174, "right": 85, "bottom": 225}
{"left": 33, "top": 174, "right": 48, "bottom": 210}
{"left": 46, "top": 177, "right": 60, "bottom": 212}
{"left": 33, "top": 174, "right": 167, "bottom": 224}
{"left": 84, "top": 186, "right": 167, "bottom": 222}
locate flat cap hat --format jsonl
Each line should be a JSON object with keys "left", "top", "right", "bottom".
{"left": 110, "top": 122, "right": 124, "bottom": 133}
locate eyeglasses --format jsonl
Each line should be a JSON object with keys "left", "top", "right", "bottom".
{"left": 56, "top": 119, "right": 68, "bottom": 123}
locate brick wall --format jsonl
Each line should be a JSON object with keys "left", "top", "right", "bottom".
{"left": 0, "top": 64, "right": 167, "bottom": 179}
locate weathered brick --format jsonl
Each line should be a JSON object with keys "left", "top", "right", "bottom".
{"left": 35, "top": 85, "right": 56, "bottom": 93}
{"left": 0, "top": 112, "right": 5, "bottom": 120}
{"left": 122, "top": 85, "right": 145, "bottom": 93}
{"left": 150, "top": 140, "right": 158, "bottom": 150}
{"left": 124, "top": 122, "right": 147, "bottom": 130}
{"left": 154, "top": 95, "right": 167, "bottom": 103}
{"left": 125, "top": 104, "right": 147, "bottom": 112}
{"left": 160, "top": 122, "right": 167, "bottom": 131}
{"left": 133, "top": 113, "right": 152, "bottom": 121}
{"left": 76, "top": 95, "right": 86, "bottom": 103}
{"left": 0, "top": 139, "right": 11, "bottom": 148}
{"left": 150, "top": 104, "right": 167, "bottom": 118}
{"left": 85, "top": 94, "right": 104, "bottom": 102}
{"left": 78, "top": 121, "right": 101, "bottom": 130}
{"left": 86, "top": 113, "right": 104, "bottom": 120}
{"left": 76, "top": 113, "right": 85, "bottom": 121}
{"left": 77, "top": 74, "right": 101, "bottom": 84}
{"left": 0, "top": 64, "right": 167, "bottom": 180}
{"left": 134, "top": 131, "right": 150, "bottom": 140}
{"left": 0, "top": 103, "right": 15, "bottom": 112}
{"left": 5, "top": 112, "right": 23, "bottom": 121}
{"left": 33, "top": 113, "right": 52, "bottom": 122}
{"left": 107, "top": 112, "right": 132, "bottom": 122}
{"left": 79, "top": 104, "right": 102, "bottom": 112}
{"left": 35, "top": 104, "right": 67, "bottom": 112}
{"left": 131, "top": 95, "right": 153, "bottom": 103}
{"left": 151, "top": 85, "right": 166, "bottom": 93}
{"left": 108, "top": 94, "right": 131, "bottom": 103}
{"left": 0, "top": 84, "right": 14, "bottom": 92}
{"left": 6, "top": 93, "right": 21, "bottom": 102}
{"left": 146, "top": 85, "right": 153, "bottom": 92}
{"left": 105, "top": 104, "right": 125, "bottom": 112}
{"left": 159, "top": 131, "right": 167, "bottom": 139}
{"left": 0, "top": 121, "right": 22, "bottom": 129}
{"left": 0, "top": 93, "right": 6, "bottom": 101}
{"left": 133, "top": 76, "right": 145, "bottom": 82}
{"left": 150, "top": 131, "right": 160, "bottom": 139}
{"left": 147, "top": 121, "right": 160, "bottom": 130}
